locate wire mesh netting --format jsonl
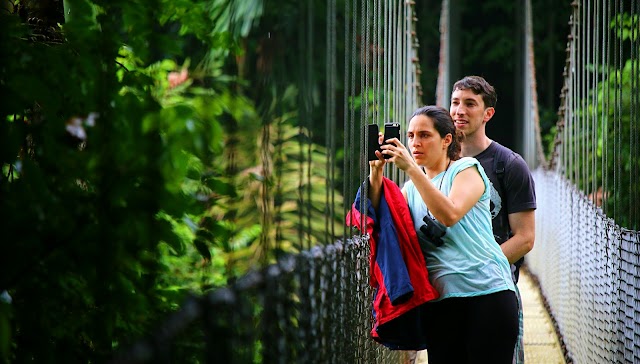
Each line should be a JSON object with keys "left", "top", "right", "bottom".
{"left": 529, "top": 171, "right": 639, "bottom": 363}
{"left": 111, "top": 238, "right": 411, "bottom": 364}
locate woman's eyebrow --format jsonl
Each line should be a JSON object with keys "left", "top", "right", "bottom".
{"left": 408, "top": 129, "right": 429, "bottom": 134}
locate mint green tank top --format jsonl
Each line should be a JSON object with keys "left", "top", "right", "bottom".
{"left": 404, "top": 157, "right": 515, "bottom": 300}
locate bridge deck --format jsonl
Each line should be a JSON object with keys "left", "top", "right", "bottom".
{"left": 519, "top": 268, "right": 565, "bottom": 363}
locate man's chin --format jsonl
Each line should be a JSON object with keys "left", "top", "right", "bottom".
{"left": 455, "top": 126, "right": 469, "bottom": 135}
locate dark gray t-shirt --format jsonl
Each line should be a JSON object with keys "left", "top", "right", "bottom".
{"left": 473, "top": 141, "right": 537, "bottom": 281}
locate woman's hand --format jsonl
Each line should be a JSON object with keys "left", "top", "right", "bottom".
{"left": 381, "top": 138, "right": 417, "bottom": 172}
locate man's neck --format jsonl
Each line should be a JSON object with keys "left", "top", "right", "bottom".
{"left": 461, "top": 135, "right": 493, "bottom": 158}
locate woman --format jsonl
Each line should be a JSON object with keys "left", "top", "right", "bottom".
{"left": 369, "top": 105, "right": 518, "bottom": 363}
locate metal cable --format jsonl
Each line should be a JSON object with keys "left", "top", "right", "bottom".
{"left": 306, "top": 0, "right": 313, "bottom": 250}
{"left": 581, "top": 0, "right": 587, "bottom": 192}
{"left": 325, "top": 0, "right": 337, "bottom": 244}
{"left": 347, "top": 0, "right": 358, "bottom": 243}
{"left": 359, "top": 0, "right": 368, "bottom": 232}
{"left": 614, "top": 0, "right": 621, "bottom": 223}
{"left": 603, "top": 0, "right": 610, "bottom": 217}
{"left": 384, "top": 0, "right": 391, "bottom": 124}
{"left": 592, "top": 0, "right": 600, "bottom": 207}
{"left": 631, "top": 1, "right": 639, "bottom": 230}
{"left": 373, "top": 0, "right": 379, "bottom": 128}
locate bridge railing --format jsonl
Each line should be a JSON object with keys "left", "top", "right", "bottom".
{"left": 110, "top": 237, "right": 409, "bottom": 364}
{"left": 529, "top": 170, "right": 639, "bottom": 363}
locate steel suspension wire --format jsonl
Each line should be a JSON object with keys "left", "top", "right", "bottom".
{"left": 372, "top": 0, "right": 377, "bottom": 131}
{"left": 344, "top": 0, "right": 356, "bottom": 242}
{"left": 614, "top": 0, "right": 621, "bottom": 225}
{"left": 326, "top": 0, "right": 337, "bottom": 244}
{"left": 384, "top": 0, "right": 391, "bottom": 126}
{"left": 306, "top": 0, "right": 313, "bottom": 250}
{"left": 603, "top": 0, "right": 611, "bottom": 218}
{"left": 583, "top": 0, "right": 591, "bottom": 203}
{"left": 359, "top": 0, "right": 368, "bottom": 233}
{"left": 630, "top": 0, "right": 638, "bottom": 229}
{"left": 592, "top": 0, "right": 600, "bottom": 210}
{"left": 297, "top": 0, "right": 308, "bottom": 249}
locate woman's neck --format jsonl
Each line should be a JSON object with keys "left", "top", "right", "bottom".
{"left": 424, "top": 158, "right": 451, "bottom": 179}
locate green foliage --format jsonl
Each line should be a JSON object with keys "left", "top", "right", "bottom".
{"left": 568, "top": 14, "right": 640, "bottom": 229}
{"left": 0, "top": 0, "right": 349, "bottom": 360}
{"left": 572, "top": 58, "right": 640, "bottom": 229}
{"left": 210, "top": 86, "right": 344, "bottom": 275}
{"left": 0, "top": 0, "right": 263, "bottom": 361}
{"left": 613, "top": 13, "right": 639, "bottom": 41}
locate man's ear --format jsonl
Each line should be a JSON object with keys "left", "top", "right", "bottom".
{"left": 483, "top": 107, "right": 495, "bottom": 122}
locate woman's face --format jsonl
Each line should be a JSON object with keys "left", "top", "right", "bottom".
{"left": 406, "top": 114, "right": 449, "bottom": 167}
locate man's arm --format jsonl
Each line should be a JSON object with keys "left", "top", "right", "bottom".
{"left": 501, "top": 209, "right": 535, "bottom": 264}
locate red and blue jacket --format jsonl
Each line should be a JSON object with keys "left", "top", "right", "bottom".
{"left": 346, "top": 177, "right": 439, "bottom": 350}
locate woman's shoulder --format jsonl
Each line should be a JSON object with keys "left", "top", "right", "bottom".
{"left": 451, "top": 156, "right": 482, "bottom": 171}
{"left": 451, "top": 157, "right": 489, "bottom": 182}
{"left": 456, "top": 156, "right": 479, "bottom": 164}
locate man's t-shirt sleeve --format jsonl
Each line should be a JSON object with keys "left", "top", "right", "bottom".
{"left": 504, "top": 154, "right": 537, "bottom": 214}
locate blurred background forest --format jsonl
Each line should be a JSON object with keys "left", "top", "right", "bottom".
{"left": 0, "top": 0, "right": 601, "bottom": 361}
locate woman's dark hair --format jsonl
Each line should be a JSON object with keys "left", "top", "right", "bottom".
{"left": 411, "top": 105, "right": 462, "bottom": 161}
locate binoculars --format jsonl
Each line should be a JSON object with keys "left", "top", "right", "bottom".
{"left": 420, "top": 215, "right": 446, "bottom": 247}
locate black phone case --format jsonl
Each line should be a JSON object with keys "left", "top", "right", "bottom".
{"left": 367, "top": 124, "right": 380, "bottom": 161}
{"left": 366, "top": 123, "right": 400, "bottom": 161}
{"left": 382, "top": 123, "right": 400, "bottom": 159}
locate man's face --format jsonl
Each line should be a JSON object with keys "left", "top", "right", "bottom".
{"left": 450, "top": 88, "right": 493, "bottom": 137}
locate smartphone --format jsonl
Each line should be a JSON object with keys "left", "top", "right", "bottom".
{"left": 367, "top": 124, "right": 380, "bottom": 161}
{"left": 366, "top": 123, "right": 401, "bottom": 161}
{"left": 382, "top": 122, "right": 400, "bottom": 159}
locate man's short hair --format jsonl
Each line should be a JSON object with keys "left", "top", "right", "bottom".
{"left": 452, "top": 76, "right": 497, "bottom": 108}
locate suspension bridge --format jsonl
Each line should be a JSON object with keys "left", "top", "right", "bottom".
{"left": 111, "top": 0, "right": 640, "bottom": 363}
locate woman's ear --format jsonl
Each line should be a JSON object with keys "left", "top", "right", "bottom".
{"left": 443, "top": 133, "right": 453, "bottom": 149}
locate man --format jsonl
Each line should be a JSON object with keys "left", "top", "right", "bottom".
{"left": 450, "top": 75, "right": 536, "bottom": 363}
